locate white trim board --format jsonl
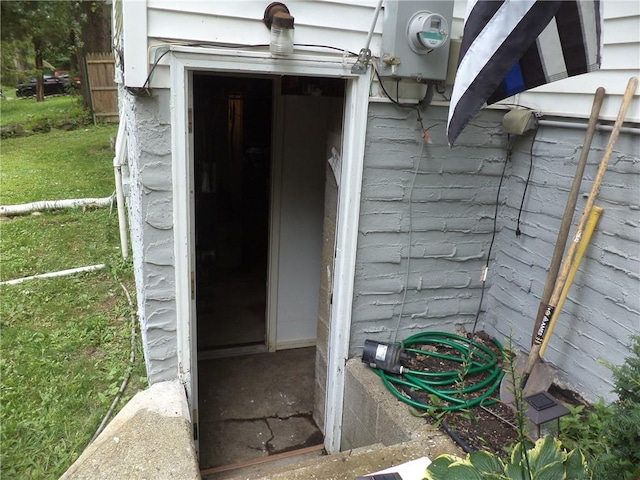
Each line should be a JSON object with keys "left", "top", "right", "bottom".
{"left": 169, "top": 46, "right": 370, "bottom": 454}
{"left": 275, "top": 338, "right": 318, "bottom": 350}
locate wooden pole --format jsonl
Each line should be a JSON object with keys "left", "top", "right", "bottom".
{"left": 521, "top": 77, "right": 638, "bottom": 389}
{"left": 530, "top": 87, "right": 605, "bottom": 345}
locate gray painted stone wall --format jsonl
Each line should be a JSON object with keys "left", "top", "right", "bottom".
{"left": 484, "top": 126, "right": 640, "bottom": 402}
{"left": 122, "top": 88, "right": 178, "bottom": 384}
{"left": 352, "top": 104, "right": 507, "bottom": 347}
{"left": 352, "top": 102, "right": 639, "bottom": 403}
{"left": 121, "top": 87, "right": 639, "bottom": 403}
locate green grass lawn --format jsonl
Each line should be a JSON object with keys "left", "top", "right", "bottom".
{"left": 1, "top": 125, "right": 117, "bottom": 204}
{"left": 0, "top": 90, "right": 89, "bottom": 130}
{"left": 0, "top": 95, "right": 147, "bottom": 479}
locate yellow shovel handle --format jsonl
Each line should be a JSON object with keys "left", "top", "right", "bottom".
{"left": 539, "top": 206, "right": 604, "bottom": 358}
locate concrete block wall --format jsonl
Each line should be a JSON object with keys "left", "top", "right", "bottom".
{"left": 351, "top": 103, "right": 507, "bottom": 350}
{"left": 484, "top": 126, "right": 640, "bottom": 403}
{"left": 341, "top": 358, "right": 454, "bottom": 451}
{"left": 314, "top": 164, "right": 339, "bottom": 434}
{"left": 122, "top": 88, "right": 178, "bottom": 384}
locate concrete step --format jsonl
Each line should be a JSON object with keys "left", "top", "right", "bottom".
{"left": 213, "top": 440, "right": 440, "bottom": 480}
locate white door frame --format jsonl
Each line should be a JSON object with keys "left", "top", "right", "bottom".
{"left": 170, "top": 46, "right": 369, "bottom": 453}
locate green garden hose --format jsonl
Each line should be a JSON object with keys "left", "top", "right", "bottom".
{"left": 372, "top": 331, "right": 506, "bottom": 412}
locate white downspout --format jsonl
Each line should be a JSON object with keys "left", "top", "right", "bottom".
{"left": 113, "top": 115, "right": 129, "bottom": 259}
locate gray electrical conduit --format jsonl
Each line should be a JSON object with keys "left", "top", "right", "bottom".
{"left": 351, "top": 0, "right": 383, "bottom": 74}
{"left": 363, "top": 0, "right": 383, "bottom": 54}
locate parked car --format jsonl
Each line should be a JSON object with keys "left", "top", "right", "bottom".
{"left": 54, "top": 70, "right": 81, "bottom": 89}
{"left": 15, "top": 75, "right": 70, "bottom": 98}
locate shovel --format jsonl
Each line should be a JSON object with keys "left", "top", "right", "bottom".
{"left": 500, "top": 86, "right": 605, "bottom": 403}
{"left": 500, "top": 206, "right": 604, "bottom": 404}
{"left": 500, "top": 77, "right": 638, "bottom": 403}
{"left": 519, "top": 76, "right": 638, "bottom": 392}
{"left": 529, "top": 86, "right": 605, "bottom": 346}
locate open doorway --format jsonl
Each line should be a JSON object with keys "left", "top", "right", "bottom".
{"left": 192, "top": 72, "right": 346, "bottom": 472}
{"left": 194, "top": 74, "right": 272, "bottom": 351}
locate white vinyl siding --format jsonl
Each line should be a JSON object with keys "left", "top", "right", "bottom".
{"left": 125, "top": 0, "right": 383, "bottom": 88}
{"left": 124, "top": 1, "right": 638, "bottom": 121}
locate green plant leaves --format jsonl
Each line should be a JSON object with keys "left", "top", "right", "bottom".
{"left": 468, "top": 451, "right": 504, "bottom": 474}
{"left": 528, "top": 436, "right": 563, "bottom": 473}
{"left": 534, "top": 461, "right": 565, "bottom": 480}
{"left": 445, "top": 463, "right": 485, "bottom": 480}
{"left": 503, "top": 462, "right": 529, "bottom": 480}
{"left": 424, "top": 455, "right": 458, "bottom": 479}
{"left": 425, "top": 435, "right": 591, "bottom": 480}
{"left": 565, "top": 449, "right": 589, "bottom": 479}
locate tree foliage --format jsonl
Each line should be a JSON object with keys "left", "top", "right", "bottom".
{"left": 1, "top": 1, "right": 112, "bottom": 106}
{"left": 1, "top": 1, "right": 77, "bottom": 100}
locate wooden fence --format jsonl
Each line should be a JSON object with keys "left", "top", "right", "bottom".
{"left": 86, "top": 53, "right": 118, "bottom": 123}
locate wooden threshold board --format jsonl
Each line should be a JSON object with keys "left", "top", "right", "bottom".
{"left": 200, "top": 443, "right": 326, "bottom": 476}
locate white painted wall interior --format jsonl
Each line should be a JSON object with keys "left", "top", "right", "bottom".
{"left": 275, "top": 95, "right": 333, "bottom": 348}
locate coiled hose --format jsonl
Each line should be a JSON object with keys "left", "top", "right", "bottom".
{"left": 373, "top": 331, "right": 506, "bottom": 412}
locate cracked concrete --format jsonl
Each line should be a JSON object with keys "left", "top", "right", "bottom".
{"left": 198, "top": 348, "right": 321, "bottom": 470}
{"left": 209, "top": 412, "right": 320, "bottom": 457}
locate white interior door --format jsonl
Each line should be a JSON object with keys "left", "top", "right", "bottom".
{"left": 273, "top": 95, "right": 331, "bottom": 349}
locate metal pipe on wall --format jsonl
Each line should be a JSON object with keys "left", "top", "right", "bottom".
{"left": 538, "top": 119, "right": 640, "bottom": 135}
{"left": 113, "top": 114, "right": 129, "bottom": 260}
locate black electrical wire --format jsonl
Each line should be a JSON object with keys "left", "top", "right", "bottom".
{"left": 515, "top": 128, "right": 538, "bottom": 237}
{"left": 469, "top": 142, "right": 511, "bottom": 334}
{"left": 137, "top": 48, "right": 171, "bottom": 93}
{"left": 294, "top": 43, "right": 357, "bottom": 56}
{"left": 132, "top": 41, "right": 358, "bottom": 95}
{"left": 374, "top": 67, "right": 419, "bottom": 110}
{"left": 441, "top": 421, "right": 475, "bottom": 453}
{"left": 373, "top": 68, "right": 436, "bottom": 137}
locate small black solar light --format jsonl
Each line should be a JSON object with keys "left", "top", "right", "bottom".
{"left": 524, "top": 391, "right": 570, "bottom": 439}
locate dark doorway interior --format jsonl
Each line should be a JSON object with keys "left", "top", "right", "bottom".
{"left": 193, "top": 74, "right": 346, "bottom": 474}
{"left": 193, "top": 74, "right": 273, "bottom": 351}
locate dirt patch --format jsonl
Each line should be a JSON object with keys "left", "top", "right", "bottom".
{"left": 442, "top": 399, "right": 518, "bottom": 455}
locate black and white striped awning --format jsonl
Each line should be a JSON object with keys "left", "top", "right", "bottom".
{"left": 447, "top": 0, "right": 602, "bottom": 146}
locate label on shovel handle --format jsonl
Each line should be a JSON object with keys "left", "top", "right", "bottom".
{"left": 535, "top": 306, "right": 555, "bottom": 345}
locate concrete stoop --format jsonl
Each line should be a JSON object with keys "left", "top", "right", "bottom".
{"left": 60, "top": 380, "right": 200, "bottom": 480}
{"left": 60, "top": 359, "right": 461, "bottom": 480}
{"left": 226, "top": 440, "right": 444, "bottom": 480}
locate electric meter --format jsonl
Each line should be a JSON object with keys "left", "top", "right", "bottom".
{"left": 407, "top": 11, "right": 449, "bottom": 54}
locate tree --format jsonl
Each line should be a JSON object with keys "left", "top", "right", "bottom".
{"left": 1, "top": 1, "right": 77, "bottom": 101}
{"left": 74, "top": 0, "right": 113, "bottom": 109}
{"left": 1, "top": 1, "right": 112, "bottom": 107}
